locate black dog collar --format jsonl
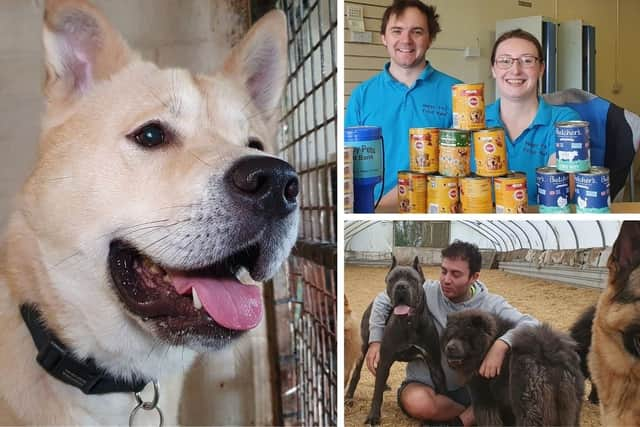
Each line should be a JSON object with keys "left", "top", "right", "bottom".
{"left": 20, "top": 303, "right": 149, "bottom": 395}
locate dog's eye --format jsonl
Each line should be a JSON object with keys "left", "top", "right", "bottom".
{"left": 130, "top": 123, "right": 167, "bottom": 148}
{"left": 247, "top": 138, "right": 264, "bottom": 151}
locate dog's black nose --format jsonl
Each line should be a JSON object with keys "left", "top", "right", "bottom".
{"left": 445, "top": 340, "right": 462, "bottom": 356}
{"left": 226, "top": 155, "right": 299, "bottom": 217}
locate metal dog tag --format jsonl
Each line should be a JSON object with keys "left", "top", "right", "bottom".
{"left": 129, "top": 381, "right": 164, "bottom": 427}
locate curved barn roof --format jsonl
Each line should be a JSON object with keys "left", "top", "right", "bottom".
{"left": 345, "top": 220, "right": 622, "bottom": 252}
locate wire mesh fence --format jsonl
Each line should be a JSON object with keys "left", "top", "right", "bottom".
{"left": 279, "top": 0, "right": 337, "bottom": 243}
{"left": 264, "top": 0, "right": 337, "bottom": 425}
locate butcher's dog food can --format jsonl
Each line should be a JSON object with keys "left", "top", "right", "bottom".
{"left": 555, "top": 121, "right": 590, "bottom": 173}
{"left": 536, "top": 167, "right": 570, "bottom": 213}
{"left": 575, "top": 167, "right": 610, "bottom": 213}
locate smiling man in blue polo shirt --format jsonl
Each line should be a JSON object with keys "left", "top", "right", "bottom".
{"left": 345, "top": 0, "right": 461, "bottom": 210}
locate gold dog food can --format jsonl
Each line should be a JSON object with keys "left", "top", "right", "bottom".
{"left": 459, "top": 175, "right": 493, "bottom": 213}
{"left": 473, "top": 128, "right": 508, "bottom": 177}
{"left": 409, "top": 128, "right": 439, "bottom": 173}
{"left": 494, "top": 172, "right": 528, "bottom": 214}
{"left": 344, "top": 146, "right": 353, "bottom": 179}
{"left": 452, "top": 83, "right": 486, "bottom": 130}
{"left": 439, "top": 129, "right": 470, "bottom": 177}
{"left": 397, "top": 171, "right": 427, "bottom": 213}
{"left": 427, "top": 174, "right": 459, "bottom": 213}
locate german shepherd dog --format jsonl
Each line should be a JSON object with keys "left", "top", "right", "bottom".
{"left": 590, "top": 221, "right": 640, "bottom": 425}
{"left": 569, "top": 305, "right": 599, "bottom": 404}
{"left": 0, "top": 0, "right": 297, "bottom": 424}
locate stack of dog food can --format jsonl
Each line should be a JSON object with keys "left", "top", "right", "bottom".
{"left": 536, "top": 120, "right": 610, "bottom": 213}
{"left": 396, "top": 128, "right": 439, "bottom": 213}
{"left": 451, "top": 83, "right": 527, "bottom": 214}
{"left": 344, "top": 147, "right": 354, "bottom": 213}
{"left": 395, "top": 82, "right": 536, "bottom": 214}
{"left": 430, "top": 129, "right": 468, "bottom": 213}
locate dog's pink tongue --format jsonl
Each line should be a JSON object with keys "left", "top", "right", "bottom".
{"left": 393, "top": 305, "right": 411, "bottom": 315}
{"left": 172, "top": 276, "right": 262, "bottom": 330}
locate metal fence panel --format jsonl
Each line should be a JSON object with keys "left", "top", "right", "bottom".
{"left": 266, "top": 0, "right": 337, "bottom": 425}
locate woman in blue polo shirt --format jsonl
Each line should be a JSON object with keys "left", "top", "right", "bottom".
{"left": 485, "top": 29, "right": 581, "bottom": 205}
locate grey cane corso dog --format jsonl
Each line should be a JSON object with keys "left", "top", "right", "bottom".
{"left": 346, "top": 256, "right": 445, "bottom": 426}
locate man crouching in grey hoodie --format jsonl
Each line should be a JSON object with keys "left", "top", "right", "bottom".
{"left": 366, "top": 241, "right": 539, "bottom": 427}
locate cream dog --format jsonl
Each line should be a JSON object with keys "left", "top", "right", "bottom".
{"left": 0, "top": 0, "right": 298, "bottom": 424}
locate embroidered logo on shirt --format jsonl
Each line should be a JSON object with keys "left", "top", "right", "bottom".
{"left": 522, "top": 140, "right": 546, "bottom": 157}
{"left": 422, "top": 104, "right": 448, "bottom": 117}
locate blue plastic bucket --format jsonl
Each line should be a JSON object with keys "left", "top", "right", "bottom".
{"left": 344, "top": 126, "right": 383, "bottom": 213}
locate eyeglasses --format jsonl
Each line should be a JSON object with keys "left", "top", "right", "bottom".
{"left": 494, "top": 55, "right": 541, "bottom": 69}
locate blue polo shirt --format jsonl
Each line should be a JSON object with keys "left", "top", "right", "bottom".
{"left": 345, "top": 62, "right": 462, "bottom": 197}
{"left": 483, "top": 97, "right": 581, "bottom": 204}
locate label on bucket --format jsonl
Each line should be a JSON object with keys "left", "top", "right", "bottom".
{"left": 347, "top": 142, "right": 383, "bottom": 179}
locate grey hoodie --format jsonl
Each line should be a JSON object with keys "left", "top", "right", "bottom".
{"left": 369, "top": 279, "right": 539, "bottom": 391}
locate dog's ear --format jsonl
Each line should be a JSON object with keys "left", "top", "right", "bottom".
{"left": 222, "top": 10, "right": 287, "bottom": 126}
{"left": 609, "top": 221, "right": 640, "bottom": 287}
{"left": 473, "top": 312, "right": 496, "bottom": 338}
{"left": 412, "top": 256, "right": 424, "bottom": 281}
{"left": 390, "top": 254, "right": 397, "bottom": 271}
{"left": 43, "top": 0, "right": 134, "bottom": 103}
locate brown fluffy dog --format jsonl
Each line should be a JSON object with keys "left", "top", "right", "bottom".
{"left": 443, "top": 309, "right": 583, "bottom": 426}
{"left": 590, "top": 221, "right": 640, "bottom": 425}
{"left": 344, "top": 294, "right": 362, "bottom": 386}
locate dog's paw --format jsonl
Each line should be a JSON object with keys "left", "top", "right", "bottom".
{"left": 364, "top": 415, "right": 380, "bottom": 426}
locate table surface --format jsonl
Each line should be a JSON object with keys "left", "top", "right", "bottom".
{"left": 373, "top": 202, "right": 640, "bottom": 214}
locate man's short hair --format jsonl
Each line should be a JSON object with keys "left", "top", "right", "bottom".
{"left": 380, "top": 0, "right": 441, "bottom": 41}
{"left": 441, "top": 240, "right": 482, "bottom": 276}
